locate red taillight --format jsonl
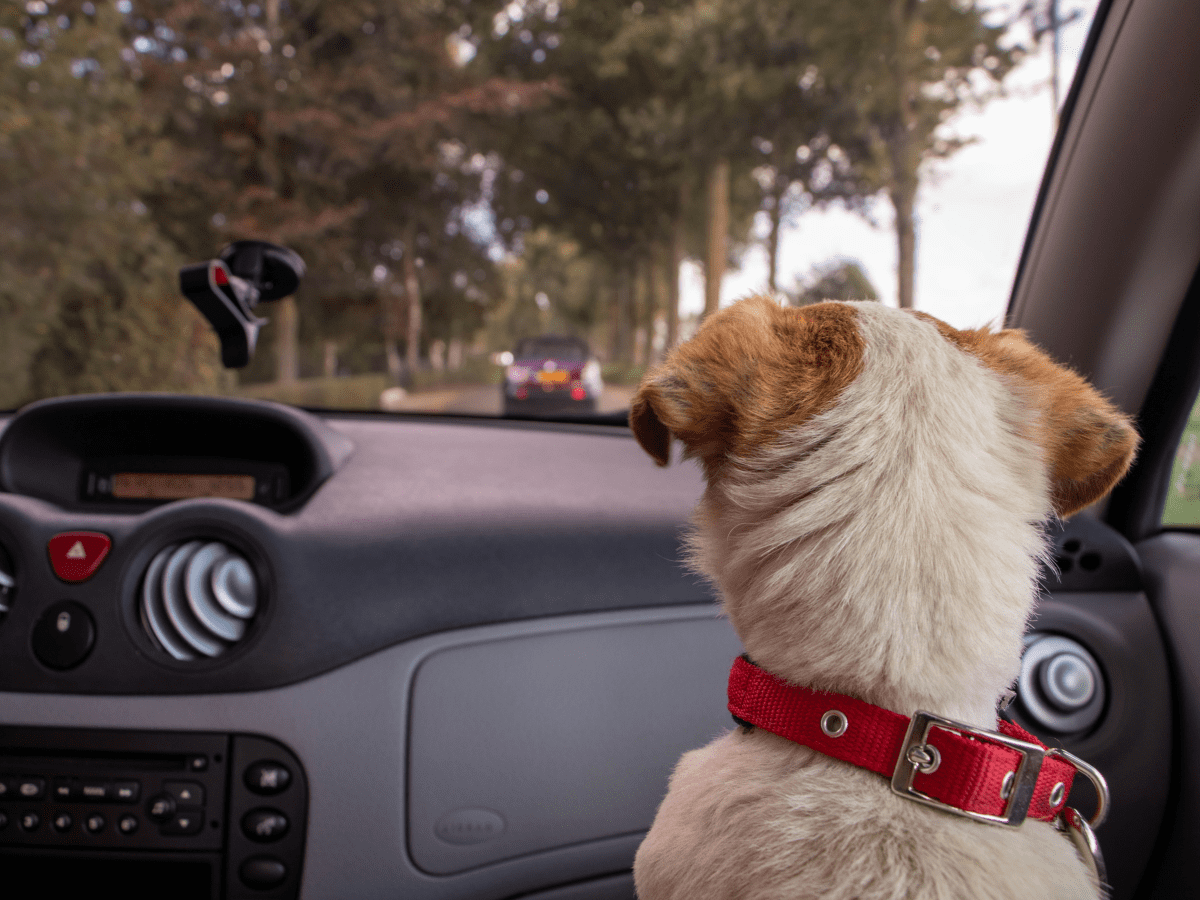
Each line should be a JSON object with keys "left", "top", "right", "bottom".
{"left": 213, "top": 264, "right": 229, "bottom": 286}
{"left": 516, "top": 387, "right": 529, "bottom": 400}
{"left": 571, "top": 387, "right": 586, "bottom": 401}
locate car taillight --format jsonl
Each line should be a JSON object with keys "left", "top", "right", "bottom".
{"left": 571, "top": 386, "right": 586, "bottom": 401}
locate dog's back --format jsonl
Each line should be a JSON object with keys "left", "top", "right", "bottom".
{"left": 630, "top": 298, "right": 1135, "bottom": 900}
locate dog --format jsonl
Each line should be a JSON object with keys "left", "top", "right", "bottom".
{"left": 629, "top": 296, "right": 1137, "bottom": 900}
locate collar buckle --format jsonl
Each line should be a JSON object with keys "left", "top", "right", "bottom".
{"left": 891, "top": 711, "right": 1046, "bottom": 827}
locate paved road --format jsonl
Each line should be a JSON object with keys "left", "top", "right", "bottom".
{"left": 381, "top": 383, "right": 636, "bottom": 416}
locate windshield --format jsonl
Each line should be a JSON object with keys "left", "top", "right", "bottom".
{"left": 0, "top": 0, "right": 1099, "bottom": 418}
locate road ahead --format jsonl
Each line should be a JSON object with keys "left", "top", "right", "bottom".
{"left": 381, "top": 383, "right": 637, "bottom": 416}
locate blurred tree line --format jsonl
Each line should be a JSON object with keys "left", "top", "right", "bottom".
{"left": 0, "top": 0, "right": 1019, "bottom": 408}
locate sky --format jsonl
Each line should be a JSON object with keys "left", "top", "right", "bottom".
{"left": 681, "top": 0, "right": 1102, "bottom": 332}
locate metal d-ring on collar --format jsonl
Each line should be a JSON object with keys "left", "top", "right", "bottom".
{"left": 1047, "top": 747, "right": 1110, "bottom": 828}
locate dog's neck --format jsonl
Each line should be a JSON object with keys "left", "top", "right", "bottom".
{"left": 691, "top": 304, "right": 1052, "bottom": 731}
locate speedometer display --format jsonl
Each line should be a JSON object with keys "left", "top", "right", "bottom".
{"left": 110, "top": 472, "right": 257, "bottom": 501}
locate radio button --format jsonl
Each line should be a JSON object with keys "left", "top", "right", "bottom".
{"left": 112, "top": 781, "right": 140, "bottom": 803}
{"left": 16, "top": 777, "right": 45, "bottom": 800}
{"left": 52, "top": 812, "right": 72, "bottom": 833}
{"left": 163, "top": 780, "right": 204, "bottom": 806}
{"left": 161, "top": 811, "right": 204, "bottom": 835}
{"left": 240, "top": 856, "right": 287, "bottom": 890}
{"left": 20, "top": 812, "right": 40, "bottom": 832}
{"left": 118, "top": 815, "right": 139, "bottom": 835}
{"left": 85, "top": 813, "right": 105, "bottom": 834}
{"left": 80, "top": 780, "right": 109, "bottom": 801}
{"left": 148, "top": 794, "right": 176, "bottom": 822}
{"left": 245, "top": 761, "right": 291, "bottom": 795}
{"left": 243, "top": 808, "right": 288, "bottom": 842}
{"left": 52, "top": 778, "right": 76, "bottom": 800}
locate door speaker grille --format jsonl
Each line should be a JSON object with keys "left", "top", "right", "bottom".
{"left": 139, "top": 540, "right": 259, "bottom": 661}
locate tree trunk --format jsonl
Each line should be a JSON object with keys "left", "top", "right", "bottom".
{"left": 264, "top": 0, "right": 302, "bottom": 381}
{"left": 617, "top": 260, "right": 635, "bottom": 365}
{"left": 274, "top": 297, "right": 299, "bottom": 384}
{"left": 888, "top": 0, "right": 921, "bottom": 310}
{"left": 767, "top": 180, "right": 783, "bottom": 296}
{"left": 323, "top": 340, "right": 337, "bottom": 378}
{"left": 639, "top": 254, "right": 658, "bottom": 368}
{"left": 889, "top": 178, "right": 917, "bottom": 310}
{"left": 667, "top": 180, "right": 687, "bottom": 352}
{"left": 402, "top": 219, "right": 422, "bottom": 377}
{"left": 704, "top": 158, "right": 729, "bottom": 319}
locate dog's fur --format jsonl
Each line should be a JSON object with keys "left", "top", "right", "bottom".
{"left": 630, "top": 297, "right": 1137, "bottom": 900}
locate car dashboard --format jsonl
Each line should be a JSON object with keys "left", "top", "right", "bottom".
{"left": 0, "top": 394, "right": 1175, "bottom": 899}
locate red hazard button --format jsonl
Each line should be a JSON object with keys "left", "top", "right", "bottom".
{"left": 48, "top": 532, "right": 112, "bottom": 583}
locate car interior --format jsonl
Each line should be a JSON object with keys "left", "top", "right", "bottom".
{"left": 2, "top": 0, "right": 1199, "bottom": 898}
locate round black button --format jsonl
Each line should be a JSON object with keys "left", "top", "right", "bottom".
{"left": 244, "top": 761, "right": 291, "bottom": 795}
{"left": 85, "top": 813, "right": 105, "bottom": 833}
{"left": 148, "top": 794, "right": 176, "bottom": 822}
{"left": 240, "top": 856, "right": 287, "bottom": 890}
{"left": 31, "top": 601, "right": 95, "bottom": 670}
{"left": 243, "top": 808, "right": 289, "bottom": 842}
{"left": 0, "top": 811, "right": 7, "bottom": 830}
{"left": 52, "top": 812, "right": 72, "bottom": 832}
{"left": 20, "top": 812, "right": 39, "bottom": 832}
{"left": 118, "top": 815, "right": 139, "bottom": 835}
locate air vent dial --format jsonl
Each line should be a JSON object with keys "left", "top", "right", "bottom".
{"left": 140, "top": 540, "right": 259, "bottom": 661}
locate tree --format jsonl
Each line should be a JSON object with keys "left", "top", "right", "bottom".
{"left": 830, "top": 0, "right": 1020, "bottom": 308}
{"left": 135, "top": 0, "right": 549, "bottom": 384}
{"left": 788, "top": 259, "right": 879, "bottom": 307}
{"left": 0, "top": 2, "right": 224, "bottom": 407}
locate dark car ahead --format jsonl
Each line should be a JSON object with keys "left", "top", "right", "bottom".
{"left": 502, "top": 335, "right": 604, "bottom": 417}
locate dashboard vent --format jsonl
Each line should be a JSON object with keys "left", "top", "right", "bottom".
{"left": 139, "top": 540, "right": 259, "bottom": 661}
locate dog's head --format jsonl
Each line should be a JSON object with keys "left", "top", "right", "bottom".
{"left": 631, "top": 296, "right": 1137, "bottom": 718}
{"left": 633, "top": 296, "right": 1135, "bottom": 517}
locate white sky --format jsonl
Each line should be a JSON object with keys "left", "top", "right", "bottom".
{"left": 682, "top": 0, "right": 1101, "bottom": 331}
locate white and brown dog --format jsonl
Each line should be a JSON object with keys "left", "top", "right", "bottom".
{"left": 630, "top": 297, "right": 1137, "bottom": 900}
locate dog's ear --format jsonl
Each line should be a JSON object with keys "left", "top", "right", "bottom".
{"left": 940, "top": 325, "right": 1139, "bottom": 517}
{"left": 1017, "top": 346, "right": 1139, "bottom": 517}
{"left": 629, "top": 373, "right": 680, "bottom": 467}
{"left": 631, "top": 296, "right": 866, "bottom": 470}
{"left": 629, "top": 299, "right": 773, "bottom": 468}
{"left": 630, "top": 363, "right": 734, "bottom": 468}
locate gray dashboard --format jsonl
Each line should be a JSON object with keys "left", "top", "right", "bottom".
{"left": 0, "top": 398, "right": 1176, "bottom": 899}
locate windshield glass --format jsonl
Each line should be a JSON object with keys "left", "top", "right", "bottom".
{"left": 1, "top": 0, "right": 1099, "bottom": 417}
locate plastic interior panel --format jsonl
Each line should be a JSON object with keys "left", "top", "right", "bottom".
{"left": 408, "top": 615, "right": 743, "bottom": 875}
{"left": 1130, "top": 533, "right": 1200, "bottom": 898}
{"left": 0, "top": 412, "right": 711, "bottom": 696}
{"left": 0, "top": 605, "right": 738, "bottom": 900}
{"left": 1009, "top": 591, "right": 1171, "bottom": 900}
{"left": 515, "top": 873, "right": 635, "bottom": 900}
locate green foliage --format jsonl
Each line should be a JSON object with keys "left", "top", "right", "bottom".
{"left": 1163, "top": 393, "right": 1200, "bottom": 527}
{"left": 788, "top": 259, "right": 879, "bottom": 306}
{"left": 0, "top": 3, "right": 224, "bottom": 407}
{"left": 0, "top": 0, "right": 1028, "bottom": 407}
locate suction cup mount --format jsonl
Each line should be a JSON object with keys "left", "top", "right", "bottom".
{"left": 180, "top": 241, "right": 306, "bottom": 368}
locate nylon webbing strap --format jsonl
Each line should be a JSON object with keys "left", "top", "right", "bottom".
{"left": 727, "top": 656, "right": 1076, "bottom": 823}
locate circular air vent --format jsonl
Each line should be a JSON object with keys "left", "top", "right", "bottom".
{"left": 139, "top": 540, "right": 259, "bottom": 661}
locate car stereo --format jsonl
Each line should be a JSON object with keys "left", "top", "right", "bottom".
{"left": 0, "top": 726, "right": 306, "bottom": 899}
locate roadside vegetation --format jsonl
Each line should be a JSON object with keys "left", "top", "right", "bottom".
{"left": 1, "top": 0, "right": 1031, "bottom": 410}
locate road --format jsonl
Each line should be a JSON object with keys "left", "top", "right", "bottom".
{"left": 380, "top": 383, "right": 637, "bottom": 416}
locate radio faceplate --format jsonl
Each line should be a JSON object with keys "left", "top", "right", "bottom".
{"left": 0, "top": 727, "right": 306, "bottom": 899}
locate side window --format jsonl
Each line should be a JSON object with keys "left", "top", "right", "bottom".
{"left": 1162, "top": 392, "right": 1200, "bottom": 526}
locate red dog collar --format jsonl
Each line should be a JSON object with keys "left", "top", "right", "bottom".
{"left": 727, "top": 656, "right": 1108, "bottom": 828}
